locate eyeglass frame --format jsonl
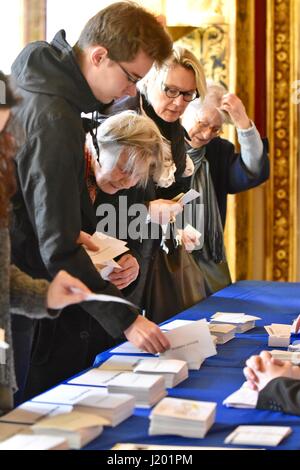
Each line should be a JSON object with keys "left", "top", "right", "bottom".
{"left": 195, "top": 120, "right": 223, "bottom": 137}
{"left": 161, "top": 83, "right": 199, "bottom": 102}
{"left": 115, "top": 61, "right": 140, "bottom": 85}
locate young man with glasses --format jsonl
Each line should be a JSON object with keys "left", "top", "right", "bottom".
{"left": 10, "top": 1, "right": 172, "bottom": 401}
{"left": 180, "top": 85, "right": 270, "bottom": 295}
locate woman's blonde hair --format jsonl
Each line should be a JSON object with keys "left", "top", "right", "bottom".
{"left": 139, "top": 45, "right": 207, "bottom": 101}
{"left": 97, "top": 110, "right": 171, "bottom": 187}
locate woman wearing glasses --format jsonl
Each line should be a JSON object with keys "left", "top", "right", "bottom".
{"left": 181, "top": 84, "right": 270, "bottom": 295}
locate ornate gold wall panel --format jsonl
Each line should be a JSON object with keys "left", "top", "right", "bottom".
{"left": 266, "top": 0, "right": 298, "bottom": 281}
{"left": 234, "top": 0, "right": 255, "bottom": 280}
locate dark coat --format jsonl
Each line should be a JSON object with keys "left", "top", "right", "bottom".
{"left": 257, "top": 377, "right": 300, "bottom": 416}
{"left": 9, "top": 30, "right": 138, "bottom": 398}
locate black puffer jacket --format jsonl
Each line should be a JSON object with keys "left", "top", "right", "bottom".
{"left": 10, "top": 30, "right": 138, "bottom": 338}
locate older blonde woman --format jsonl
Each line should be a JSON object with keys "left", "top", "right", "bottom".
{"left": 86, "top": 110, "right": 182, "bottom": 297}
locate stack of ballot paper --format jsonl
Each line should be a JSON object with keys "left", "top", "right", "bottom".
{"left": 160, "top": 319, "right": 216, "bottom": 370}
{"left": 0, "top": 422, "right": 30, "bottom": 443}
{"left": 0, "top": 433, "right": 69, "bottom": 450}
{"left": 31, "top": 384, "right": 113, "bottom": 406}
{"left": 265, "top": 323, "right": 291, "bottom": 347}
{"left": 210, "top": 312, "right": 261, "bottom": 333}
{"left": 73, "top": 393, "right": 135, "bottom": 427}
{"left": 133, "top": 358, "right": 188, "bottom": 388}
{"left": 223, "top": 382, "right": 258, "bottom": 409}
{"left": 107, "top": 372, "right": 166, "bottom": 408}
{"left": 98, "top": 355, "right": 144, "bottom": 371}
{"left": 68, "top": 369, "right": 124, "bottom": 387}
{"left": 225, "top": 425, "right": 292, "bottom": 447}
{"left": 149, "top": 397, "right": 216, "bottom": 438}
{"left": 209, "top": 324, "right": 236, "bottom": 344}
{"left": 270, "top": 350, "right": 300, "bottom": 365}
{"left": 85, "top": 231, "right": 129, "bottom": 279}
{"left": 31, "top": 411, "right": 106, "bottom": 449}
{"left": 0, "top": 402, "right": 73, "bottom": 425}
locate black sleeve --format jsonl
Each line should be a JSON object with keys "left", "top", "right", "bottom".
{"left": 257, "top": 377, "right": 300, "bottom": 416}
{"left": 16, "top": 118, "right": 138, "bottom": 337}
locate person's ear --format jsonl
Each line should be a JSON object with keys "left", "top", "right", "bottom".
{"left": 90, "top": 46, "right": 108, "bottom": 67}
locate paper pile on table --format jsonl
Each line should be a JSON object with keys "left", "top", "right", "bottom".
{"left": 223, "top": 382, "right": 258, "bottom": 409}
{"left": 107, "top": 372, "right": 166, "bottom": 408}
{"left": 210, "top": 312, "right": 261, "bottom": 333}
{"left": 265, "top": 323, "right": 291, "bottom": 347}
{"left": 133, "top": 358, "right": 188, "bottom": 388}
{"left": 209, "top": 323, "right": 236, "bottom": 344}
{"left": 74, "top": 392, "right": 135, "bottom": 427}
{"left": 225, "top": 425, "right": 292, "bottom": 447}
{"left": 0, "top": 433, "right": 69, "bottom": 450}
{"left": 32, "top": 411, "right": 106, "bottom": 449}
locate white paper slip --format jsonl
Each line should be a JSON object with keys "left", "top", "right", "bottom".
{"left": 161, "top": 320, "right": 216, "bottom": 368}
{"left": 98, "top": 355, "right": 143, "bottom": 371}
{"left": 31, "top": 384, "right": 107, "bottom": 405}
{"left": 85, "top": 231, "right": 129, "bottom": 266}
{"left": 112, "top": 443, "right": 248, "bottom": 450}
{"left": 225, "top": 425, "right": 292, "bottom": 447}
{"left": 110, "top": 341, "right": 152, "bottom": 355}
{"left": 99, "top": 260, "right": 121, "bottom": 280}
{"left": 161, "top": 319, "right": 195, "bottom": 331}
{"left": 211, "top": 312, "right": 261, "bottom": 323}
{"left": 223, "top": 382, "right": 258, "bottom": 409}
{"left": 80, "top": 291, "right": 138, "bottom": 309}
{"left": 0, "top": 433, "right": 69, "bottom": 450}
{"left": 0, "top": 402, "right": 73, "bottom": 425}
{"left": 68, "top": 369, "right": 122, "bottom": 387}
{"left": 178, "top": 189, "right": 201, "bottom": 205}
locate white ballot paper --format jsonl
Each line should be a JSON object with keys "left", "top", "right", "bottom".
{"left": 71, "top": 287, "right": 138, "bottom": 310}
{"left": 161, "top": 319, "right": 195, "bottom": 331}
{"left": 0, "top": 434, "right": 69, "bottom": 450}
{"left": 85, "top": 231, "right": 129, "bottom": 266}
{"left": 0, "top": 402, "right": 73, "bottom": 425}
{"left": 223, "top": 382, "right": 258, "bottom": 409}
{"left": 98, "top": 355, "right": 143, "bottom": 371}
{"left": 160, "top": 320, "right": 216, "bottom": 369}
{"left": 68, "top": 369, "right": 122, "bottom": 387}
{"left": 177, "top": 189, "right": 201, "bottom": 205}
{"left": 225, "top": 425, "right": 292, "bottom": 447}
{"left": 31, "top": 384, "right": 107, "bottom": 405}
{"left": 110, "top": 341, "right": 151, "bottom": 355}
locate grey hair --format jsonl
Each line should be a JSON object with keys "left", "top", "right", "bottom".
{"left": 139, "top": 45, "right": 207, "bottom": 102}
{"left": 97, "top": 110, "right": 171, "bottom": 187}
{"left": 181, "top": 83, "right": 233, "bottom": 131}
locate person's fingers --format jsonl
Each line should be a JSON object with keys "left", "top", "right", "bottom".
{"left": 243, "top": 366, "right": 257, "bottom": 382}
{"left": 245, "top": 355, "right": 261, "bottom": 371}
{"left": 260, "top": 351, "right": 272, "bottom": 361}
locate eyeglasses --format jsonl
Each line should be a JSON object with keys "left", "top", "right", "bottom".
{"left": 162, "top": 84, "right": 198, "bottom": 102}
{"left": 116, "top": 62, "right": 140, "bottom": 85}
{"left": 196, "top": 121, "right": 223, "bottom": 136}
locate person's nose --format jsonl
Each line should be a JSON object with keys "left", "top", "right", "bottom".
{"left": 202, "top": 128, "right": 213, "bottom": 139}
{"left": 172, "top": 94, "right": 185, "bottom": 107}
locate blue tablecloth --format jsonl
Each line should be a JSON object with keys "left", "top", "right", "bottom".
{"left": 76, "top": 281, "right": 300, "bottom": 449}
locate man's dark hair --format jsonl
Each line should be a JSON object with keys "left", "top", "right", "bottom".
{"left": 76, "top": 1, "right": 172, "bottom": 65}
